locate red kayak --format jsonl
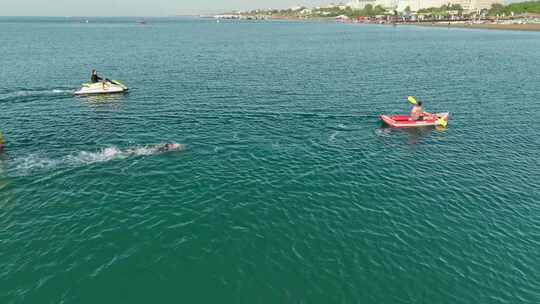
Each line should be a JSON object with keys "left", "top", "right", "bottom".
{"left": 380, "top": 112, "right": 449, "bottom": 128}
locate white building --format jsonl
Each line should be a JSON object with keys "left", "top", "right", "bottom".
{"left": 289, "top": 6, "right": 303, "bottom": 11}
{"left": 395, "top": 0, "right": 501, "bottom": 12}
{"left": 348, "top": 0, "right": 398, "bottom": 9}
{"left": 345, "top": 0, "right": 501, "bottom": 12}
{"left": 471, "top": 0, "right": 503, "bottom": 10}
{"left": 348, "top": 0, "right": 374, "bottom": 9}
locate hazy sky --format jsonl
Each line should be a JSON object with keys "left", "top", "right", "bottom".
{"left": 1, "top": 0, "right": 330, "bottom": 16}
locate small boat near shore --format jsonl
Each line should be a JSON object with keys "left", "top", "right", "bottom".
{"left": 74, "top": 80, "right": 128, "bottom": 96}
{"left": 380, "top": 113, "right": 449, "bottom": 128}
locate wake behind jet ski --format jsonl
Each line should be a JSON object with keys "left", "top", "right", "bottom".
{"left": 74, "top": 70, "right": 128, "bottom": 95}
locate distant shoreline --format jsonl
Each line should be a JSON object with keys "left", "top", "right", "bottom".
{"left": 3, "top": 15, "right": 540, "bottom": 32}
{"left": 261, "top": 17, "right": 540, "bottom": 32}
{"left": 212, "top": 15, "right": 540, "bottom": 32}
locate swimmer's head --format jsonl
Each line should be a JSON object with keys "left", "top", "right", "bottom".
{"left": 165, "top": 143, "right": 182, "bottom": 151}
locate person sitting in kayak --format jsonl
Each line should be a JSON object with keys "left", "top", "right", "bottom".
{"left": 410, "top": 101, "right": 433, "bottom": 121}
{"left": 410, "top": 101, "right": 423, "bottom": 121}
{"left": 91, "top": 70, "right": 103, "bottom": 83}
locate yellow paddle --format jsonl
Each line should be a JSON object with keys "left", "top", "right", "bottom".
{"left": 436, "top": 117, "right": 447, "bottom": 128}
{"left": 407, "top": 96, "right": 417, "bottom": 105}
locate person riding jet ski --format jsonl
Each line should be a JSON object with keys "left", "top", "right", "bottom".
{"left": 74, "top": 71, "right": 128, "bottom": 95}
{"left": 91, "top": 70, "right": 103, "bottom": 83}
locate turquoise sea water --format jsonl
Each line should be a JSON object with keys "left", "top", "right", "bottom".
{"left": 1, "top": 17, "right": 540, "bottom": 303}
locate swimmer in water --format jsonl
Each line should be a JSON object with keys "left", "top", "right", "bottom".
{"left": 122, "top": 143, "right": 183, "bottom": 156}
{"left": 155, "top": 143, "right": 182, "bottom": 153}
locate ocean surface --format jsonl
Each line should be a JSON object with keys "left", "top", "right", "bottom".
{"left": 1, "top": 17, "right": 539, "bottom": 303}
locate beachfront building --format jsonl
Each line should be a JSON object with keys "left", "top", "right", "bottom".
{"left": 320, "top": 3, "right": 349, "bottom": 9}
{"left": 471, "top": 0, "right": 503, "bottom": 10}
{"left": 348, "top": 0, "right": 398, "bottom": 9}
{"left": 347, "top": 0, "right": 398, "bottom": 10}
{"left": 348, "top": 0, "right": 375, "bottom": 9}
{"left": 396, "top": 0, "right": 446, "bottom": 12}
{"left": 449, "top": 0, "right": 473, "bottom": 10}
{"left": 395, "top": 0, "right": 502, "bottom": 12}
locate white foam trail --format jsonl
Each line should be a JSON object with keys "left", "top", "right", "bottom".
{"left": 0, "top": 89, "right": 71, "bottom": 101}
{"left": 124, "top": 146, "right": 159, "bottom": 157}
{"left": 69, "top": 146, "right": 126, "bottom": 165}
{"left": 10, "top": 143, "right": 185, "bottom": 176}
{"left": 70, "top": 144, "right": 185, "bottom": 165}
{"left": 12, "top": 154, "right": 64, "bottom": 174}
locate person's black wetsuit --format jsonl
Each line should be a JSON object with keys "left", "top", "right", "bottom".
{"left": 91, "top": 74, "right": 103, "bottom": 83}
{"left": 156, "top": 144, "right": 171, "bottom": 153}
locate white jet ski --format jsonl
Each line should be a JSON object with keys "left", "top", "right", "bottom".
{"left": 74, "top": 80, "right": 128, "bottom": 95}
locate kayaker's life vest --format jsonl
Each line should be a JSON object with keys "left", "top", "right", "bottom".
{"left": 410, "top": 106, "right": 423, "bottom": 121}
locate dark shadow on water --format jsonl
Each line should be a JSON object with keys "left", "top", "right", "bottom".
{"left": 0, "top": 152, "right": 10, "bottom": 181}
{"left": 377, "top": 124, "right": 447, "bottom": 145}
{"left": 74, "top": 93, "right": 127, "bottom": 109}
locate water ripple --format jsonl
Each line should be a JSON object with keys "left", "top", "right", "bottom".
{"left": 1, "top": 19, "right": 540, "bottom": 304}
